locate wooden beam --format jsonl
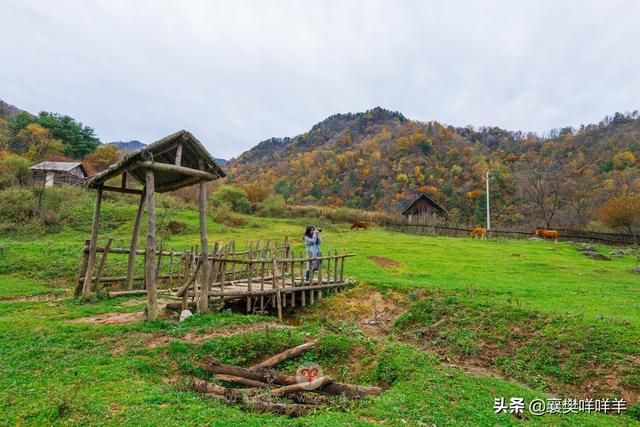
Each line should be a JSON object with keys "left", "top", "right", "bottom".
{"left": 197, "top": 177, "right": 210, "bottom": 313}
{"left": 81, "top": 186, "right": 103, "bottom": 300}
{"left": 102, "top": 185, "right": 143, "bottom": 195}
{"left": 145, "top": 169, "right": 158, "bottom": 321}
{"left": 137, "top": 161, "right": 220, "bottom": 180}
{"left": 175, "top": 142, "right": 183, "bottom": 166}
{"left": 156, "top": 176, "right": 202, "bottom": 193}
{"left": 92, "top": 237, "right": 113, "bottom": 291}
{"left": 126, "top": 189, "right": 146, "bottom": 290}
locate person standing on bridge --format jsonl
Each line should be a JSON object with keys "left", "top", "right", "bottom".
{"left": 304, "top": 225, "right": 322, "bottom": 283}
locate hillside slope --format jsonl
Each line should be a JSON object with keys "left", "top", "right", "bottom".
{"left": 228, "top": 108, "right": 640, "bottom": 228}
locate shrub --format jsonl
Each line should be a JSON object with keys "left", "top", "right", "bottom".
{"left": 211, "top": 202, "right": 246, "bottom": 227}
{"left": 0, "top": 187, "right": 35, "bottom": 223}
{"left": 165, "top": 220, "right": 187, "bottom": 235}
{"left": 211, "top": 185, "right": 251, "bottom": 213}
{"left": 257, "top": 194, "right": 287, "bottom": 217}
{"left": 0, "top": 153, "right": 31, "bottom": 189}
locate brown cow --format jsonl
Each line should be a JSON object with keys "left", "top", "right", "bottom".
{"left": 535, "top": 228, "right": 559, "bottom": 243}
{"left": 471, "top": 227, "right": 487, "bottom": 239}
{"left": 351, "top": 220, "right": 370, "bottom": 230}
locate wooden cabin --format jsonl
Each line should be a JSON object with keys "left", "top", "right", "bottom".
{"left": 30, "top": 161, "right": 88, "bottom": 187}
{"left": 401, "top": 193, "right": 448, "bottom": 223}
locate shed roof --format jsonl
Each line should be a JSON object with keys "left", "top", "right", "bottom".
{"left": 401, "top": 193, "right": 448, "bottom": 216}
{"left": 85, "top": 130, "right": 226, "bottom": 193}
{"left": 30, "top": 161, "right": 84, "bottom": 172}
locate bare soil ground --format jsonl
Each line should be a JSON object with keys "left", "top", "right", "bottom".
{"left": 367, "top": 256, "right": 402, "bottom": 269}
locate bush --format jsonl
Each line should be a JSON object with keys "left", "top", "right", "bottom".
{"left": 0, "top": 187, "right": 35, "bottom": 223}
{"left": 0, "top": 153, "right": 31, "bottom": 189}
{"left": 211, "top": 202, "right": 246, "bottom": 227}
{"left": 165, "top": 220, "right": 187, "bottom": 235}
{"left": 257, "top": 194, "right": 287, "bottom": 217}
{"left": 211, "top": 185, "right": 251, "bottom": 213}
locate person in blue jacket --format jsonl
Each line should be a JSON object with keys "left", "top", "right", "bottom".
{"left": 303, "top": 225, "right": 322, "bottom": 283}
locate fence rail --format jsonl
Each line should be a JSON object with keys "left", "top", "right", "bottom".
{"left": 383, "top": 223, "right": 637, "bottom": 245}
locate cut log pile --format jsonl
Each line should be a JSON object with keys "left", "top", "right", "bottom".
{"left": 186, "top": 339, "right": 383, "bottom": 417}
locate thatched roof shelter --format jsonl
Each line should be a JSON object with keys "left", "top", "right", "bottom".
{"left": 80, "top": 130, "right": 225, "bottom": 321}
{"left": 86, "top": 129, "right": 225, "bottom": 192}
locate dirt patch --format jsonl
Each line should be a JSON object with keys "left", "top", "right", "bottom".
{"left": 367, "top": 256, "right": 402, "bottom": 269}
{"left": 298, "top": 285, "right": 409, "bottom": 336}
{"left": 0, "top": 294, "right": 62, "bottom": 302}
{"left": 72, "top": 311, "right": 145, "bottom": 325}
{"left": 144, "top": 321, "right": 291, "bottom": 349}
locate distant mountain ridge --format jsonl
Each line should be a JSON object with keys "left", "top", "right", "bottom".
{"left": 0, "top": 99, "right": 27, "bottom": 118}
{"left": 228, "top": 107, "right": 640, "bottom": 228}
{"left": 106, "top": 140, "right": 146, "bottom": 152}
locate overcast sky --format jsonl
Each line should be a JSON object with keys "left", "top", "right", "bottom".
{"left": 2, "top": 0, "right": 640, "bottom": 158}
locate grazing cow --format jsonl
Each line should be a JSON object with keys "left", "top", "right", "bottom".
{"left": 471, "top": 227, "right": 487, "bottom": 239}
{"left": 351, "top": 220, "right": 370, "bottom": 230}
{"left": 535, "top": 228, "right": 559, "bottom": 243}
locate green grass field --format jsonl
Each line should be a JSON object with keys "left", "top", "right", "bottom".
{"left": 1, "top": 197, "right": 639, "bottom": 425}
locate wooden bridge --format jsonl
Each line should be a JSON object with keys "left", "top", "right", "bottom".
{"left": 77, "top": 238, "right": 354, "bottom": 319}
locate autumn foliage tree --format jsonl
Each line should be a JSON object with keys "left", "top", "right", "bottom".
{"left": 16, "top": 123, "right": 65, "bottom": 162}
{"left": 83, "top": 144, "right": 121, "bottom": 173}
{"left": 599, "top": 195, "right": 640, "bottom": 244}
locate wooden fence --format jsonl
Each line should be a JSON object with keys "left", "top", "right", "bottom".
{"left": 383, "top": 223, "right": 637, "bottom": 245}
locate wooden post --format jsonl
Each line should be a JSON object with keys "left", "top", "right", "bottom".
{"left": 334, "top": 249, "right": 338, "bottom": 285}
{"left": 260, "top": 260, "right": 265, "bottom": 312}
{"left": 155, "top": 242, "right": 163, "bottom": 282}
{"left": 246, "top": 262, "right": 253, "bottom": 313}
{"left": 145, "top": 169, "right": 158, "bottom": 321}
{"left": 232, "top": 241, "right": 237, "bottom": 281}
{"left": 317, "top": 256, "right": 323, "bottom": 301}
{"left": 81, "top": 186, "right": 103, "bottom": 300}
{"left": 126, "top": 190, "right": 145, "bottom": 290}
{"left": 281, "top": 259, "right": 287, "bottom": 308}
{"left": 300, "top": 253, "right": 306, "bottom": 307}
{"left": 290, "top": 257, "right": 295, "bottom": 307}
{"left": 340, "top": 255, "right": 345, "bottom": 283}
{"left": 175, "top": 142, "right": 183, "bottom": 166}
{"left": 198, "top": 178, "right": 210, "bottom": 313}
{"left": 92, "top": 237, "right": 113, "bottom": 292}
{"left": 168, "top": 249, "right": 174, "bottom": 288}
{"left": 74, "top": 239, "right": 90, "bottom": 296}
{"left": 272, "top": 257, "right": 282, "bottom": 321}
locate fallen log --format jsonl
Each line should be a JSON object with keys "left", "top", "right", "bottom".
{"left": 189, "top": 376, "right": 226, "bottom": 396}
{"left": 216, "top": 374, "right": 271, "bottom": 389}
{"left": 188, "top": 376, "right": 316, "bottom": 417}
{"left": 271, "top": 376, "right": 333, "bottom": 395}
{"left": 250, "top": 339, "right": 319, "bottom": 370}
{"left": 198, "top": 357, "right": 294, "bottom": 385}
{"left": 199, "top": 357, "right": 383, "bottom": 398}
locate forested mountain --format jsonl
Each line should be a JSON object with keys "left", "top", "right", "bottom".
{"left": 0, "top": 99, "right": 100, "bottom": 160}
{"left": 228, "top": 107, "right": 640, "bottom": 228}
{"left": 0, "top": 100, "right": 26, "bottom": 118}
{"left": 107, "top": 140, "right": 145, "bottom": 152}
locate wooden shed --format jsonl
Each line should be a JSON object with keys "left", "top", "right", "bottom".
{"left": 30, "top": 161, "right": 88, "bottom": 187}
{"left": 401, "top": 193, "right": 448, "bottom": 223}
{"left": 82, "top": 129, "right": 225, "bottom": 320}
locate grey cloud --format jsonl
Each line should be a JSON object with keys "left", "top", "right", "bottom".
{"left": 1, "top": 0, "right": 639, "bottom": 158}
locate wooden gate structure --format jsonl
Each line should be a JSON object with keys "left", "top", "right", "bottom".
{"left": 81, "top": 130, "right": 225, "bottom": 321}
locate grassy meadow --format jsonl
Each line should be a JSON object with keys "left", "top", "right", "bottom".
{"left": 0, "top": 192, "right": 639, "bottom": 425}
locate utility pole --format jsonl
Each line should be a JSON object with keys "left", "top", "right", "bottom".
{"left": 484, "top": 169, "right": 491, "bottom": 231}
